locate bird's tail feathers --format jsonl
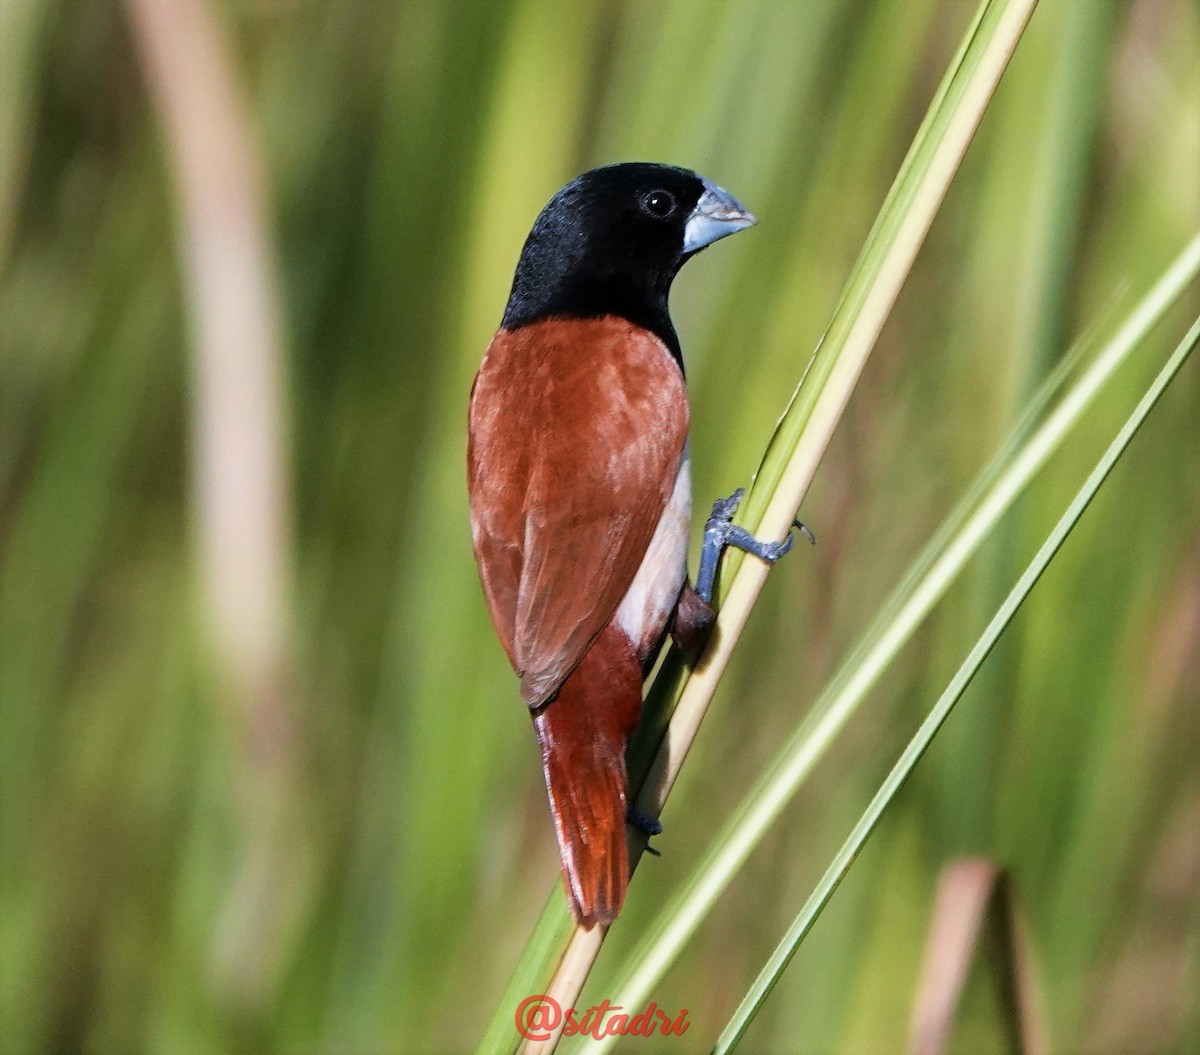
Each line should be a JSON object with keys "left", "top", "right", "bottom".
{"left": 532, "top": 624, "right": 642, "bottom": 929}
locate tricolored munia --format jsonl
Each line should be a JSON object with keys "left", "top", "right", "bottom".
{"left": 467, "top": 163, "right": 805, "bottom": 928}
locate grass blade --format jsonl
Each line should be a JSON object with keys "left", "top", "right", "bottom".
{"left": 127, "top": 0, "right": 304, "bottom": 1003}
{"left": 713, "top": 311, "right": 1200, "bottom": 1052}
{"left": 908, "top": 860, "right": 1046, "bottom": 1055}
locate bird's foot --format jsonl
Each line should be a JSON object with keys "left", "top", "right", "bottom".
{"left": 694, "top": 488, "right": 814, "bottom": 604}
{"left": 627, "top": 804, "right": 662, "bottom": 836}
{"left": 627, "top": 805, "right": 663, "bottom": 856}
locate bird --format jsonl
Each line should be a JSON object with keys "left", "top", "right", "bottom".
{"left": 467, "top": 162, "right": 799, "bottom": 928}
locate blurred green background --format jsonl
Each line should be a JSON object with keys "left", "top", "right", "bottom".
{"left": 1, "top": 0, "right": 1198, "bottom": 1052}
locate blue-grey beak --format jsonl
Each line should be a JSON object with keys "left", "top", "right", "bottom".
{"left": 682, "top": 180, "right": 756, "bottom": 254}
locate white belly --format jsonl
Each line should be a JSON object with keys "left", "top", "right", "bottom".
{"left": 616, "top": 447, "right": 691, "bottom": 659}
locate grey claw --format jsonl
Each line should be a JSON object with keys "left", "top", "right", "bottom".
{"left": 708, "top": 487, "right": 745, "bottom": 523}
{"left": 763, "top": 534, "right": 794, "bottom": 562}
{"left": 795, "top": 520, "right": 817, "bottom": 546}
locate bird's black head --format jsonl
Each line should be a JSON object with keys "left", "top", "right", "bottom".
{"left": 501, "top": 162, "right": 755, "bottom": 361}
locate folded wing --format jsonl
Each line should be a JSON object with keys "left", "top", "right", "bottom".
{"left": 467, "top": 316, "right": 689, "bottom": 707}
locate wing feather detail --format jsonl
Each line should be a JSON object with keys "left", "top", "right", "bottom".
{"left": 467, "top": 316, "right": 688, "bottom": 707}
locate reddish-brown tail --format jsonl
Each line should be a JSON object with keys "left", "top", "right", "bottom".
{"left": 532, "top": 623, "right": 643, "bottom": 929}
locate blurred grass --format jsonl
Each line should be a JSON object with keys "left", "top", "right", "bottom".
{"left": 0, "top": 1, "right": 1197, "bottom": 1053}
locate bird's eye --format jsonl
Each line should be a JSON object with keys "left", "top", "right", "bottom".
{"left": 640, "top": 189, "right": 677, "bottom": 219}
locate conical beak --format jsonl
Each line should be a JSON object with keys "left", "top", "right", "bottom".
{"left": 682, "top": 180, "right": 757, "bottom": 254}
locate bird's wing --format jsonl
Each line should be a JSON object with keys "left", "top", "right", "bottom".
{"left": 468, "top": 316, "right": 689, "bottom": 708}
